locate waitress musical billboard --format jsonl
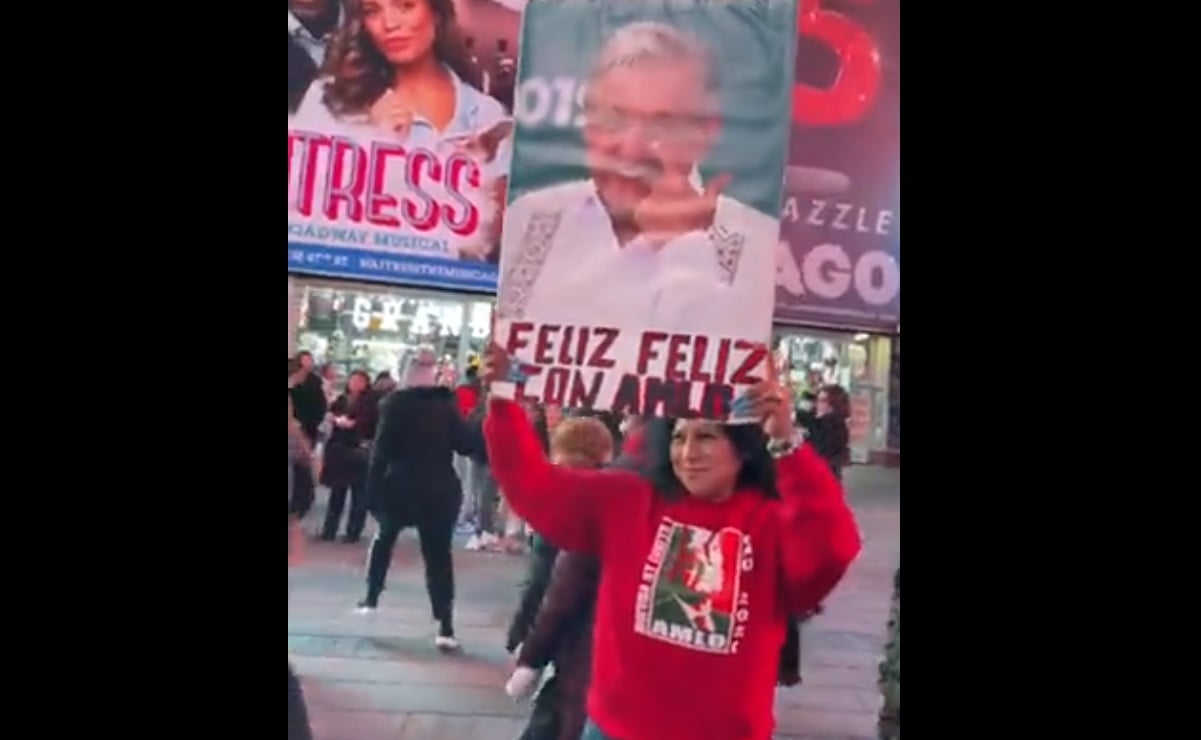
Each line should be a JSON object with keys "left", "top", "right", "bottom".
{"left": 776, "top": 0, "right": 900, "bottom": 333}
{"left": 287, "top": 0, "right": 523, "bottom": 292}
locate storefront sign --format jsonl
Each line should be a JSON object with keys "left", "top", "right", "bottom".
{"left": 349, "top": 296, "right": 408, "bottom": 332}
{"left": 287, "top": 0, "right": 523, "bottom": 292}
{"left": 774, "top": 0, "right": 900, "bottom": 333}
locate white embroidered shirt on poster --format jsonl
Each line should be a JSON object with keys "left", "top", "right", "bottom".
{"left": 289, "top": 68, "right": 512, "bottom": 259}
{"left": 498, "top": 179, "right": 778, "bottom": 340}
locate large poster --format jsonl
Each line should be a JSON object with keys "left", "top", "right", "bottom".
{"left": 494, "top": 0, "right": 798, "bottom": 418}
{"left": 775, "top": 0, "right": 900, "bottom": 332}
{"left": 287, "top": 0, "right": 522, "bottom": 292}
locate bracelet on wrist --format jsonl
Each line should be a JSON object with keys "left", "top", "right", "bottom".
{"left": 766, "top": 431, "right": 804, "bottom": 459}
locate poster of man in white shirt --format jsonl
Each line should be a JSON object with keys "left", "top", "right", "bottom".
{"left": 495, "top": 0, "right": 798, "bottom": 419}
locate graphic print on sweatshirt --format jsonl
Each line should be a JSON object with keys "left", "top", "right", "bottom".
{"left": 633, "top": 518, "right": 754, "bottom": 655}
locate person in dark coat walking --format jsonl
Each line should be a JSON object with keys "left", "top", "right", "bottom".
{"left": 510, "top": 550, "right": 602, "bottom": 740}
{"left": 319, "top": 370, "right": 379, "bottom": 542}
{"left": 505, "top": 419, "right": 645, "bottom": 654}
{"left": 358, "top": 348, "right": 482, "bottom": 652}
{"left": 505, "top": 417, "right": 615, "bottom": 740}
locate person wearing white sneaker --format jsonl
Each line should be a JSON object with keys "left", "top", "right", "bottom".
{"left": 434, "top": 628, "right": 461, "bottom": 652}
{"left": 358, "top": 348, "right": 484, "bottom": 652}
{"left": 466, "top": 530, "right": 500, "bottom": 551}
{"left": 504, "top": 418, "right": 614, "bottom": 740}
{"left": 464, "top": 389, "right": 504, "bottom": 551}
{"left": 506, "top": 663, "right": 542, "bottom": 700}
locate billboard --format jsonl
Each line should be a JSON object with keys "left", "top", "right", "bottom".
{"left": 286, "top": 0, "right": 901, "bottom": 335}
{"left": 493, "top": 0, "right": 797, "bottom": 418}
{"left": 287, "top": 0, "right": 522, "bottom": 292}
{"left": 775, "top": 0, "right": 900, "bottom": 333}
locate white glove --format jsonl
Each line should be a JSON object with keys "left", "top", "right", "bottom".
{"left": 505, "top": 666, "right": 541, "bottom": 701}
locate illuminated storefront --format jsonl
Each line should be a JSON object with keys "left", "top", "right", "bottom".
{"left": 288, "top": 275, "right": 493, "bottom": 390}
{"left": 772, "top": 327, "right": 894, "bottom": 464}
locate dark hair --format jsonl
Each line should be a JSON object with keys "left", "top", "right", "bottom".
{"left": 819, "top": 384, "right": 851, "bottom": 421}
{"left": 641, "top": 418, "right": 779, "bottom": 501}
{"left": 347, "top": 369, "right": 371, "bottom": 391}
{"left": 322, "top": 0, "right": 477, "bottom": 117}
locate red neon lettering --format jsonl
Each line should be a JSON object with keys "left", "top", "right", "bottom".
{"left": 287, "top": 131, "right": 483, "bottom": 234}
{"left": 794, "top": 0, "right": 882, "bottom": 127}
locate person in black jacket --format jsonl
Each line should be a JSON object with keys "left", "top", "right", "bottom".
{"left": 357, "top": 348, "right": 482, "bottom": 652}
{"left": 319, "top": 370, "right": 379, "bottom": 542}
{"left": 781, "top": 384, "right": 851, "bottom": 686}
{"left": 795, "top": 384, "right": 851, "bottom": 479}
{"left": 289, "top": 351, "right": 328, "bottom": 518}
{"left": 504, "top": 417, "right": 615, "bottom": 740}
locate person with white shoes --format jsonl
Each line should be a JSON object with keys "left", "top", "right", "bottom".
{"left": 504, "top": 418, "right": 614, "bottom": 740}
{"left": 464, "top": 388, "right": 503, "bottom": 552}
{"left": 358, "top": 347, "right": 484, "bottom": 653}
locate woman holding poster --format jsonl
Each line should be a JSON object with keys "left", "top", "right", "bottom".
{"left": 290, "top": 0, "right": 513, "bottom": 263}
{"left": 479, "top": 344, "right": 860, "bottom": 740}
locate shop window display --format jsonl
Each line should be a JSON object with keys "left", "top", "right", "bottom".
{"left": 774, "top": 331, "right": 891, "bottom": 462}
{"left": 294, "top": 285, "right": 494, "bottom": 391}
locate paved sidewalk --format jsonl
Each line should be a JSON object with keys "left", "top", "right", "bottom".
{"left": 289, "top": 466, "right": 899, "bottom": 740}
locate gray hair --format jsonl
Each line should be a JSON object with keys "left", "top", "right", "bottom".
{"left": 588, "top": 21, "right": 720, "bottom": 97}
{"left": 399, "top": 346, "right": 438, "bottom": 388}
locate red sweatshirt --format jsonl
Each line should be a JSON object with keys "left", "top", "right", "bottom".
{"left": 484, "top": 399, "right": 860, "bottom": 740}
